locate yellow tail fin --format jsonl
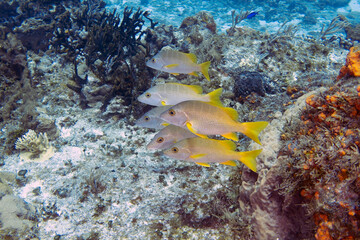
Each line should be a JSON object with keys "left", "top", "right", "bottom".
{"left": 206, "top": 88, "right": 223, "bottom": 106}
{"left": 237, "top": 121, "right": 268, "bottom": 145}
{"left": 236, "top": 149, "right": 262, "bottom": 172}
{"left": 200, "top": 61, "right": 211, "bottom": 81}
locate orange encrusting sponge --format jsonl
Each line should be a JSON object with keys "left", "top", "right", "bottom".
{"left": 337, "top": 46, "right": 360, "bottom": 80}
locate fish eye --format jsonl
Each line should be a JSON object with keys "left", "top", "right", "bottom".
{"left": 152, "top": 58, "right": 156, "bottom": 63}
{"left": 156, "top": 137, "right": 164, "bottom": 143}
{"left": 145, "top": 93, "right": 151, "bottom": 98}
{"left": 171, "top": 147, "right": 179, "bottom": 153}
{"left": 144, "top": 116, "right": 150, "bottom": 121}
{"left": 168, "top": 109, "right": 176, "bottom": 116}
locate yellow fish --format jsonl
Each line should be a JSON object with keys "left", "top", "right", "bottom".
{"left": 163, "top": 137, "right": 262, "bottom": 172}
{"left": 146, "top": 47, "right": 211, "bottom": 81}
{"left": 159, "top": 100, "right": 268, "bottom": 144}
{"left": 138, "top": 83, "right": 222, "bottom": 106}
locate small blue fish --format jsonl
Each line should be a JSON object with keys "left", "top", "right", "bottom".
{"left": 246, "top": 12, "right": 258, "bottom": 19}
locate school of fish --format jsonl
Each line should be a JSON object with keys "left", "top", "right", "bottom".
{"left": 137, "top": 48, "right": 268, "bottom": 172}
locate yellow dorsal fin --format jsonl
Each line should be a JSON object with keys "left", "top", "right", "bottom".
{"left": 190, "top": 154, "right": 207, "bottom": 159}
{"left": 196, "top": 162, "right": 210, "bottom": 167}
{"left": 160, "top": 47, "right": 175, "bottom": 54}
{"left": 222, "top": 107, "right": 239, "bottom": 121}
{"left": 204, "top": 101, "right": 237, "bottom": 120}
{"left": 188, "top": 72, "right": 199, "bottom": 77}
{"left": 185, "top": 53, "right": 197, "bottom": 63}
{"left": 218, "top": 139, "right": 237, "bottom": 150}
{"left": 206, "top": 88, "right": 223, "bottom": 106}
{"left": 170, "top": 73, "right": 179, "bottom": 76}
{"left": 186, "top": 122, "right": 208, "bottom": 138}
{"left": 170, "top": 83, "right": 203, "bottom": 94}
{"left": 181, "top": 83, "right": 202, "bottom": 94}
{"left": 221, "top": 133, "right": 239, "bottom": 141}
{"left": 220, "top": 160, "right": 237, "bottom": 166}
{"left": 165, "top": 64, "right": 179, "bottom": 69}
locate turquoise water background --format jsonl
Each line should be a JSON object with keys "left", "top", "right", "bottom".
{"left": 104, "top": 0, "right": 360, "bottom": 35}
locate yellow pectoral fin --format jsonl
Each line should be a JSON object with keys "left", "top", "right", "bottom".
{"left": 190, "top": 154, "right": 207, "bottom": 159}
{"left": 161, "top": 122, "right": 170, "bottom": 126}
{"left": 186, "top": 122, "right": 208, "bottom": 138}
{"left": 165, "top": 64, "right": 179, "bottom": 69}
{"left": 188, "top": 72, "right": 199, "bottom": 77}
{"left": 196, "top": 162, "right": 210, "bottom": 167}
{"left": 220, "top": 160, "right": 237, "bottom": 166}
{"left": 161, "top": 100, "right": 167, "bottom": 106}
{"left": 170, "top": 73, "right": 179, "bottom": 76}
{"left": 221, "top": 132, "right": 239, "bottom": 141}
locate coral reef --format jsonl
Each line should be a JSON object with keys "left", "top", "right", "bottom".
{"left": 1, "top": 0, "right": 81, "bottom": 52}
{"left": 15, "top": 130, "right": 54, "bottom": 161}
{"left": 0, "top": 32, "right": 41, "bottom": 156}
{"left": 231, "top": 71, "right": 280, "bottom": 100}
{"left": 0, "top": 172, "right": 38, "bottom": 239}
{"left": 294, "top": 80, "right": 360, "bottom": 240}
{"left": 244, "top": 75, "right": 360, "bottom": 239}
{"left": 0, "top": 33, "right": 27, "bottom": 121}
{"left": 0, "top": 0, "right": 78, "bottom": 155}
{"left": 180, "top": 11, "right": 217, "bottom": 35}
{"left": 338, "top": 46, "right": 360, "bottom": 80}
{"left": 318, "top": 15, "right": 350, "bottom": 41}
{"left": 345, "top": 23, "right": 360, "bottom": 42}
{"left": 228, "top": 9, "right": 258, "bottom": 34}
{"left": 0, "top": 3, "right": 358, "bottom": 239}
{"left": 52, "top": 1, "right": 156, "bottom": 111}
{"left": 178, "top": 11, "right": 223, "bottom": 66}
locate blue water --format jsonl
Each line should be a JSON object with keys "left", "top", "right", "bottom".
{"left": 104, "top": 0, "right": 360, "bottom": 36}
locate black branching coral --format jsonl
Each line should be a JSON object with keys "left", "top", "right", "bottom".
{"left": 53, "top": 1, "right": 157, "bottom": 111}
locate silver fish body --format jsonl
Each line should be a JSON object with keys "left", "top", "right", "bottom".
{"left": 135, "top": 105, "right": 172, "bottom": 129}
{"left": 163, "top": 137, "right": 261, "bottom": 172}
{"left": 137, "top": 83, "right": 222, "bottom": 107}
{"left": 147, "top": 125, "right": 197, "bottom": 150}
{"left": 146, "top": 47, "right": 211, "bottom": 81}
{"left": 159, "top": 100, "right": 268, "bottom": 144}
